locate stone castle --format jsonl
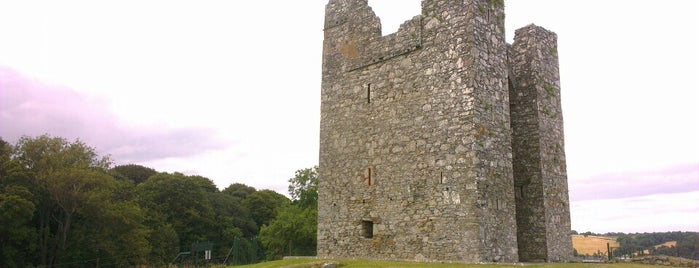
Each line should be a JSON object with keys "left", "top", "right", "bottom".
{"left": 318, "top": 0, "right": 573, "bottom": 263}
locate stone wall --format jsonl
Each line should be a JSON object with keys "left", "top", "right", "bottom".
{"left": 509, "top": 24, "right": 573, "bottom": 262}
{"left": 318, "top": 0, "right": 571, "bottom": 263}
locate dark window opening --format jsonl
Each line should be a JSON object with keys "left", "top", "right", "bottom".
{"left": 440, "top": 172, "right": 444, "bottom": 184}
{"left": 362, "top": 220, "right": 374, "bottom": 238}
{"left": 367, "top": 83, "right": 372, "bottom": 103}
{"left": 366, "top": 167, "right": 374, "bottom": 186}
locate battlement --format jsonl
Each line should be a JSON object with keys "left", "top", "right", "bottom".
{"left": 322, "top": 0, "right": 505, "bottom": 73}
{"left": 319, "top": 0, "right": 572, "bottom": 263}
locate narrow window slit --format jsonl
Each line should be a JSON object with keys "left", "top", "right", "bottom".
{"left": 367, "top": 83, "right": 372, "bottom": 103}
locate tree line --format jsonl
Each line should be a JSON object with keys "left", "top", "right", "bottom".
{"left": 573, "top": 230, "right": 698, "bottom": 260}
{"left": 0, "top": 134, "right": 317, "bottom": 267}
{"left": 613, "top": 232, "right": 698, "bottom": 259}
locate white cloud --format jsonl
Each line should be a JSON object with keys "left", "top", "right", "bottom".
{"left": 570, "top": 163, "right": 699, "bottom": 201}
{"left": 571, "top": 191, "right": 699, "bottom": 233}
{"left": 0, "top": 67, "right": 231, "bottom": 164}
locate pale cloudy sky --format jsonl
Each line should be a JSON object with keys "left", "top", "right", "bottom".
{"left": 0, "top": 0, "right": 697, "bottom": 233}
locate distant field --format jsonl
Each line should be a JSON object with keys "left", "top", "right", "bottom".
{"left": 234, "top": 258, "right": 658, "bottom": 268}
{"left": 572, "top": 235, "right": 620, "bottom": 256}
{"left": 655, "top": 241, "right": 677, "bottom": 248}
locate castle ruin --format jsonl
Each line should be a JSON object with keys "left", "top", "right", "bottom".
{"left": 318, "top": 0, "right": 573, "bottom": 263}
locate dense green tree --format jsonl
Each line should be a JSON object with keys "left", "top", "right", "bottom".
{"left": 216, "top": 183, "right": 264, "bottom": 262}
{"left": 0, "top": 137, "right": 37, "bottom": 268}
{"left": 137, "top": 173, "right": 218, "bottom": 250}
{"left": 243, "top": 190, "right": 290, "bottom": 228}
{"left": 220, "top": 183, "right": 259, "bottom": 237}
{"left": 222, "top": 183, "right": 257, "bottom": 200}
{"left": 13, "top": 135, "right": 112, "bottom": 266}
{"left": 2, "top": 135, "right": 321, "bottom": 266}
{"left": 111, "top": 164, "right": 157, "bottom": 184}
{"left": 259, "top": 204, "right": 317, "bottom": 259}
{"left": 616, "top": 232, "right": 699, "bottom": 259}
{"left": 259, "top": 167, "right": 319, "bottom": 260}
{"left": 0, "top": 137, "right": 32, "bottom": 195}
{"left": 47, "top": 168, "right": 115, "bottom": 260}
{"left": 674, "top": 232, "right": 698, "bottom": 259}
{"left": 287, "top": 166, "right": 318, "bottom": 209}
{"left": 0, "top": 184, "right": 37, "bottom": 267}
{"left": 6, "top": 135, "right": 154, "bottom": 266}
{"left": 71, "top": 179, "right": 151, "bottom": 266}
{"left": 142, "top": 210, "right": 179, "bottom": 265}
{"left": 211, "top": 192, "right": 257, "bottom": 238}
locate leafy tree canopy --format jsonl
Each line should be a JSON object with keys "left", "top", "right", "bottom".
{"left": 111, "top": 164, "right": 157, "bottom": 184}
{"left": 0, "top": 135, "right": 319, "bottom": 266}
{"left": 222, "top": 182, "right": 257, "bottom": 200}
{"left": 259, "top": 166, "right": 319, "bottom": 260}
{"left": 243, "top": 190, "right": 290, "bottom": 228}
{"left": 137, "top": 172, "right": 218, "bottom": 247}
{"left": 260, "top": 204, "right": 317, "bottom": 260}
{"left": 288, "top": 166, "right": 318, "bottom": 209}
{"left": 3, "top": 134, "right": 154, "bottom": 267}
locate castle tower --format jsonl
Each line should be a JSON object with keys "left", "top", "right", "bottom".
{"left": 318, "top": 0, "right": 572, "bottom": 263}
{"left": 509, "top": 24, "right": 574, "bottom": 262}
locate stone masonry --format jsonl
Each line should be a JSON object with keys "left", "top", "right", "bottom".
{"left": 318, "top": 0, "right": 573, "bottom": 263}
{"left": 509, "top": 25, "right": 574, "bottom": 262}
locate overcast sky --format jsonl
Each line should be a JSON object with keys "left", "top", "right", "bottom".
{"left": 0, "top": 0, "right": 697, "bottom": 233}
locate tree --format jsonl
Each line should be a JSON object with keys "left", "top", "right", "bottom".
{"left": 259, "top": 167, "right": 319, "bottom": 260}
{"left": 287, "top": 166, "right": 318, "bottom": 209}
{"left": 210, "top": 192, "right": 257, "bottom": 238}
{"left": 259, "top": 204, "right": 317, "bottom": 259}
{"left": 222, "top": 183, "right": 257, "bottom": 200}
{"left": 46, "top": 168, "right": 115, "bottom": 259}
{"left": 8, "top": 135, "right": 153, "bottom": 266}
{"left": 243, "top": 190, "right": 290, "bottom": 228}
{"left": 0, "top": 137, "right": 37, "bottom": 267}
{"left": 72, "top": 179, "right": 151, "bottom": 266}
{"left": 111, "top": 164, "right": 157, "bottom": 184}
{"left": 12, "top": 135, "right": 112, "bottom": 266}
{"left": 615, "top": 232, "right": 699, "bottom": 260}
{"left": 137, "top": 173, "right": 218, "bottom": 250}
{"left": 0, "top": 185, "right": 37, "bottom": 267}
{"left": 221, "top": 184, "right": 259, "bottom": 237}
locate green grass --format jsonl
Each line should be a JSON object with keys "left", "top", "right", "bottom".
{"left": 234, "top": 258, "right": 659, "bottom": 268}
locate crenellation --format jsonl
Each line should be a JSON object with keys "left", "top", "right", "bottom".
{"left": 319, "top": 0, "right": 572, "bottom": 263}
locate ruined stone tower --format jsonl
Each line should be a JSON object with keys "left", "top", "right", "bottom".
{"left": 318, "top": 0, "right": 573, "bottom": 263}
